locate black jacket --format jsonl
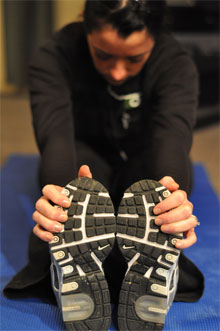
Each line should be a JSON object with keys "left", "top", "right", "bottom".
{"left": 29, "top": 22, "right": 199, "bottom": 192}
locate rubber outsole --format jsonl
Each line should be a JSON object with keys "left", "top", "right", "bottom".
{"left": 49, "top": 177, "right": 116, "bottom": 331}
{"left": 116, "top": 179, "right": 182, "bottom": 331}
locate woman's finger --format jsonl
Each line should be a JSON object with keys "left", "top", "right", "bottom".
{"left": 175, "top": 228, "right": 197, "bottom": 249}
{"left": 33, "top": 210, "right": 64, "bottom": 233}
{"left": 160, "top": 215, "right": 199, "bottom": 234}
{"left": 42, "top": 184, "right": 71, "bottom": 208}
{"left": 154, "top": 189, "right": 187, "bottom": 215}
{"left": 35, "top": 196, "right": 68, "bottom": 222}
{"left": 155, "top": 201, "right": 193, "bottom": 225}
{"left": 78, "top": 165, "right": 92, "bottom": 178}
{"left": 159, "top": 176, "right": 179, "bottom": 192}
{"left": 33, "top": 224, "right": 54, "bottom": 242}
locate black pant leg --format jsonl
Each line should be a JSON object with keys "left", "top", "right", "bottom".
{"left": 104, "top": 150, "right": 204, "bottom": 304}
{"left": 3, "top": 142, "right": 112, "bottom": 302}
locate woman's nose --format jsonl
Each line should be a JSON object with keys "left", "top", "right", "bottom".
{"left": 109, "top": 60, "right": 128, "bottom": 82}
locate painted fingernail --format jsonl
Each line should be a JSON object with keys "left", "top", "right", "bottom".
{"left": 155, "top": 219, "right": 163, "bottom": 226}
{"left": 154, "top": 207, "right": 161, "bottom": 215}
{"left": 54, "top": 224, "right": 63, "bottom": 232}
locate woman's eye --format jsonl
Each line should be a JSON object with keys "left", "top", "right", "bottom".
{"left": 128, "top": 56, "right": 144, "bottom": 63}
{"left": 95, "top": 52, "right": 112, "bottom": 61}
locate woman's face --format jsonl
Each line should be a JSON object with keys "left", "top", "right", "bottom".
{"left": 87, "top": 25, "right": 155, "bottom": 86}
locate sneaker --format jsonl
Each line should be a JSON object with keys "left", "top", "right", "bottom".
{"left": 116, "top": 179, "right": 183, "bottom": 331}
{"left": 49, "top": 177, "right": 116, "bottom": 331}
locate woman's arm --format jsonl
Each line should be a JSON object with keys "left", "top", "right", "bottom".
{"left": 146, "top": 36, "right": 199, "bottom": 193}
{"left": 29, "top": 34, "right": 77, "bottom": 187}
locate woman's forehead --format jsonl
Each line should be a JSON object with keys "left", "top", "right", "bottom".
{"left": 87, "top": 25, "right": 154, "bottom": 57}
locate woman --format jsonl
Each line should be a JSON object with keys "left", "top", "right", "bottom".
{"left": 4, "top": 1, "right": 204, "bottom": 330}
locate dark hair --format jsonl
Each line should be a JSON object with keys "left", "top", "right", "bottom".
{"left": 83, "top": 0, "right": 168, "bottom": 38}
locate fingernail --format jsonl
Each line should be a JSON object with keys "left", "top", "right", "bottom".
{"left": 175, "top": 241, "right": 181, "bottom": 248}
{"left": 54, "top": 224, "right": 63, "bottom": 232}
{"left": 62, "top": 199, "right": 70, "bottom": 207}
{"left": 59, "top": 213, "right": 68, "bottom": 221}
{"left": 47, "top": 234, "right": 54, "bottom": 242}
{"left": 154, "top": 207, "right": 161, "bottom": 215}
{"left": 155, "top": 219, "right": 163, "bottom": 226}
{"left": 171, "top": 182, "right": 179, "bottom": 188}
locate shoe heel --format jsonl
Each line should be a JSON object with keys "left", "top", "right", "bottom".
{"left": 62, "top": 293, "right": 94, "bottom": 322}
{"left": 135, "top": 294, "right": 167, "bottom": 324}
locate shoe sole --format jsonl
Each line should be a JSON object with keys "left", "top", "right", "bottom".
{"left": 49, "top": 177, "right": 116, "bottom": 331}
{"left": 116, "top": 179, "right": 182, "bottom": 331}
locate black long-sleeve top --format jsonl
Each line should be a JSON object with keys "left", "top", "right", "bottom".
{"left": 29, "top": 22, "right": 198, "bottom": 192}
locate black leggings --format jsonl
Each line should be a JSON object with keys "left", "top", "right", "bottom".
{"left": 42, "top": 140, "right": 193, "bottom": 208}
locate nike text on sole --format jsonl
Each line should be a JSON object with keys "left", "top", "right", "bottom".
{"left": 116, "top": 179, "right": 182, "bottom": 331}
{"left": 49, "top": 177, "right": 116, "bottom": 331}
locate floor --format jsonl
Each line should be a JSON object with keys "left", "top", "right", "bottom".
{"left": 1, "top": 91, "right": 219, "bottom": 196}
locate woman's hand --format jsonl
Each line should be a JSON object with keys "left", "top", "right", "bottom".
{"left": 32, "top": 165, "right": 92, "bottom": 242}
{"left": 33, "top": 168, "right": 198, "bottom": 250}
{"left": 154, "top": 176, "right": 199, "bottom": 250}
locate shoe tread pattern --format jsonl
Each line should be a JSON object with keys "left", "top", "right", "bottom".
{"left": 50, "top": 177, "right": 116, "bottom": 266}
{"left": 49, "top": 177, "right": 115, "bottom": 331}
{"left": 116, "top": 179, "right": 182, "bottom": 331}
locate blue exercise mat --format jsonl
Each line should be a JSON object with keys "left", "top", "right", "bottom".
{"left": 1, "top": 154, "right": 220, "bottom": 330}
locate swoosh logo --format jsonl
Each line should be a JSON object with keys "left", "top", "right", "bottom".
{"left": 98, "top": 244, "right": 110, "bottom": 251}
{"left": 123, "top": 244, "right": 135, "bottom": 250}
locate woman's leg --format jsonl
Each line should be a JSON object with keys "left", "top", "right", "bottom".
{"left": 108, "top": 151, "right": 203, "bottom": 304}
{"left": 4, "top": 142, "right": 113, "bottom": 301}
